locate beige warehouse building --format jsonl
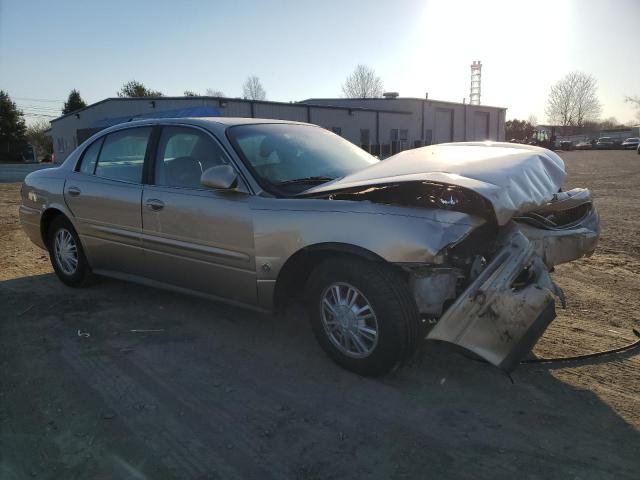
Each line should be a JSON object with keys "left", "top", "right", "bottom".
{"left": 49, "top": 95, "right": 506, "bottom": 163}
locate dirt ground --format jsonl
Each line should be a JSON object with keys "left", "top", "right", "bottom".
{"left": 1, "top": 150, "right": 638, "bottom": 479}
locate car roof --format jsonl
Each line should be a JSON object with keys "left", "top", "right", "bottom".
{"left": 107, "top": 116, "right": 310, "bottom": 129}
{"left": 198, "top": 117, "right": 310, "bottom": 126}
{"left": 89, "top": 116, "right": 315, "bottom": 140}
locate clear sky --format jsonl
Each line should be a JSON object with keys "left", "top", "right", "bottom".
{"left": 1, "top": 0, "right": 638, "bottom": 124}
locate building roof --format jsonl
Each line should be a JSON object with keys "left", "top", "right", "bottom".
{"left": 51, "top": 96, "right": 412, "bottom": 124}
{"left": 300, "top": 97, "right": 508, "bottom": 110}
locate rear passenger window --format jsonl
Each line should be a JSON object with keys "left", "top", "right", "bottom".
{"left": 95, "top": 127, "right": 152, "bottom": 183}
{"left": 78, "top": 138, "right": 103, "bottom": 174}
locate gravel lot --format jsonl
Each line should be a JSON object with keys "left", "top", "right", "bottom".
{"left": 1, "top": 151, "right": 639, "bottom": 479}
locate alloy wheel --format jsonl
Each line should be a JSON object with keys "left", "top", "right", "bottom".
{"left": 320, "top": 282, "right": 379, "bottom": 358}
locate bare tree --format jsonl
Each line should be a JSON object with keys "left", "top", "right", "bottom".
{"left": 527, "top": 114, "right": 538, "bottom": 127}
{"left": 26, "top": 119, "right": 52, "bottom": 160}
{"left": 599, "top": 117, "right": 621, "bottom": 130}
{"left": 242, "top": 76, "right": 266, "bottom": 101}
{"left": 625, "top": 95, "right": 640, "bottom": 123}
{"left": 545, "top": 72, "right": 601, "bottom": 133}
{"left": 342, "top": 65, "right": 383, "bottom": 98}
{"left": 205, "top": 88, "right": 225, "bottom": 97}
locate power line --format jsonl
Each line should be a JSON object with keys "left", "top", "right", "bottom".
{"left": 21, "top": 107, "right": 60, "bottom": 113}
{"left": 13, "top": 96, "right": 64, "bottom": 103}
{"left": 17, "top": 104, "right": 62, "bottom": 112}
{"left": 19, "top": 109, "right": 61, "bottom": 115}
{"left": 22, "top": 112, "right": 58, "bottom": 118}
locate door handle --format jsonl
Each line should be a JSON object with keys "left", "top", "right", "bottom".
{"left": 67, "top": 186, "right": 81, "bottom": 197}
{"left": 145, "top": 199, "right": 165, "bottom": 211}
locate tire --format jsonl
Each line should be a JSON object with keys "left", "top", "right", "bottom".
{"left": 47, "top": 216, "right": 93, "bottom": 287}
{"left": 305, "top": 257, "right": 420, "bottom": 376}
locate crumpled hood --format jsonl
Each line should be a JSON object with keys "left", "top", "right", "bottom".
{"left": 304, "top": 142, "right": 566, "bottom": 225}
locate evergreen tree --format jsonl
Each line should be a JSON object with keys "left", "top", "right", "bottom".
{"left": 0, "top": 91, "right": 28, "bottom": 162}
{"left": 62, "top": 89, "right": 87, "bottom": 115}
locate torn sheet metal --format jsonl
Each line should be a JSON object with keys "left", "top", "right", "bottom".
{"left": 401, "top": 267, "right": 461, "bottom": 317}
{"left": 531, "top": 188, "right": 593, "bottom": 214}
{"left": 303, "top": 142, "right": 566, "bottom": 225}
{"left": 517, "top": 206, "right": 600, "bottom": 267}
{"left": 426, "top": 228, "right": 564, "bottom": 371}
{"left": 514, "top": 188, "right": 600, "bottom": 267}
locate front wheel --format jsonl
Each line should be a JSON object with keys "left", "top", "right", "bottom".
{"left": 47, "top": 216, "right": 93, "bottom": 287}
{"left": 305, "top": 258, "right": 420, "bottom": 376}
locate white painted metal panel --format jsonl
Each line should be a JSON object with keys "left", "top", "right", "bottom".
{"left": 473, "top": 111, "right": 490, "bottom": 141}
{"left": 434, "top": 109, "right": 453, "bottom": 144}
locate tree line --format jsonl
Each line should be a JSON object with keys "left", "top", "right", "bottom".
{"left": 3, "top": 64, "right": 640, "bottom": 162}
{"left": 1, "top": 65, "right": 384, "bottom": 161}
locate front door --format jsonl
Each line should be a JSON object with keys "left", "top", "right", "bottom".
{"left": 140, "top": 125, "right": 257, "bottom": 305}
{"left": 64, "top": 126, "right": 152, "bottom": 275}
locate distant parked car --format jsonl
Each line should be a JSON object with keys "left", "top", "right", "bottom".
{"left": 558, "top": 140, "right": 574, "bottom": 151}
{"left": 575, "top": 140, "right": 593, "bottom": 150}
{"left": 595, "top": 137, "right": 615, "bottom": 149}
{"left": 620, "top": 137, "right": 640, "bottom": 150}
{"left": 21, "top": 145, "right": 38, "bottom": 163}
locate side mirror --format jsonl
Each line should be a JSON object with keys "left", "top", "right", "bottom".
{"left": 200, "top": 165, "right": 238, "bottom": 190}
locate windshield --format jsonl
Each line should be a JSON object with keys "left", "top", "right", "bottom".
{"left": 227, "top": 123, "right": 378, "bottom": 194}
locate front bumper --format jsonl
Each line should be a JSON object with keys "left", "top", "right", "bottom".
{"left": 516, "top": 190, "right": 600, "bottom": 268}
{"left": 426, "top": 228, "right": 564, "bottom": 371}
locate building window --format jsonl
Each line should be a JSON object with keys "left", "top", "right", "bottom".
{"left": 424, "top": 129, "right": 433, "bottom": 146}
{"left": 399, "top": 129, "right": 409, "bottom": 152}
{"left": 390, "top": 129, "right": 400, "bottom": 155}
{"left": 331, "top": 126, "right": 342, "bottom": 136}
{"left": 360, "top": 129, "right": 370, "bottom": 151}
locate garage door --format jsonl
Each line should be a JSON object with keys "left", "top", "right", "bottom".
{"left": 434, "top": 109, "right": 453, "bottom": 144}
{"left": 473, "top": 112, "right": 490, "bottom": 141}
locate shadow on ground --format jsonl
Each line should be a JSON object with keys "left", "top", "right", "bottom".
{"left": 1, "top": 274, "right": 638, "bottom": 479}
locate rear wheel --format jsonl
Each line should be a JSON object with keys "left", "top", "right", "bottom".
{"left": 306, "top": 258, "right": 420, "bottom": 376}
{"left": 47, "top": 216, "right": 93, "bottom": 287}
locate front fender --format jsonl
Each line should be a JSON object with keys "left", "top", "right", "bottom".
{"left": 250, "top": 197, "right": 484, "bottom": 310}
{"left": 252, "top": 198, "right": 484, "bottom": 275}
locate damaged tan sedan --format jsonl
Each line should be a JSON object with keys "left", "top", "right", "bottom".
{"left": 20, "top": 118, "right": 599, "bottom": 375}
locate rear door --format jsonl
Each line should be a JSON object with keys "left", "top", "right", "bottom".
{"left": 140, "top": 125, "right": 257, "bottom": 305}
{"left": 64, "top": 126, "right": 152, "bottom": 275}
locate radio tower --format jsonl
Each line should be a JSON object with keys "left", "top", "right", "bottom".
{"left": 470, "top": 61, "right": 482, "bottom": 105}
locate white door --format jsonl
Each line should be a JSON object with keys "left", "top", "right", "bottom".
{"left": 473, "top": 112, "right": 490, "bottom": 141}
{"left": 434, "top": 109, "right": 453, "bottom": 144}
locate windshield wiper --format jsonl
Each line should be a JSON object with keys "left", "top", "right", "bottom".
{"left": 276, "top": 176, "right": 335, "bottom": 186}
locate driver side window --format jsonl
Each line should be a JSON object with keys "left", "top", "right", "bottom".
{"left": 155, "top": 127, "right": 228, "bottom": 188}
